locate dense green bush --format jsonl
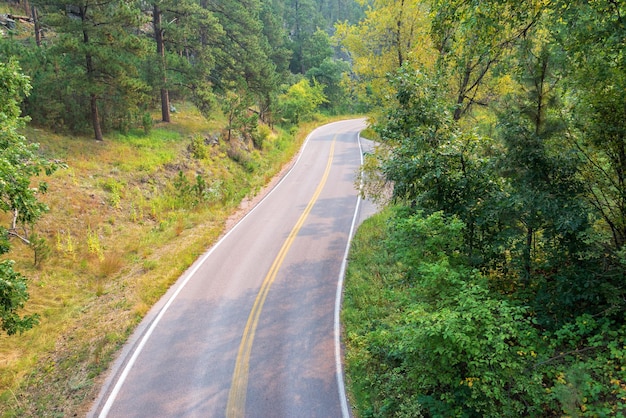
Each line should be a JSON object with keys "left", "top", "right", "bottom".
{"left": 344, "top": 208, "right": 626, "bottom": 417}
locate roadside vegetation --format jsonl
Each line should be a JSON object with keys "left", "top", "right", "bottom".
{"left": 340, "top": 0, "right": 626, "bottom": 416}
{"left": 2, "top": 0, "right": 626, "bottom": 416}
{"left": 0, "top": 100, "right": 336, "bottom": 415}
{"left": 0, "top": 0, "right": 364, "bottom": 415}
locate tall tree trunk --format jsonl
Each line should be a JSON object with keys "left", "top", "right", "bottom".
{"left": 160, "top": 88, "right": 170, "bottom": 122}
{"left": 83, "top": 21, "right": 103, "bottom": 141}
{"left": 395, "top": 0, "right": 404, "bottom": 67}
{"left": 153, "top": 3, "right": 170, "bottom": 123}
{"left": 90, "top": 93, "right": 103, "bottom": 141}
{"left": 31, "top": 5, "right": 41, "bottom": 46}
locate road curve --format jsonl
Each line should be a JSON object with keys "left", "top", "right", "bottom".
{"left": 89, "top": 118, "right": 373, "bottom": 418}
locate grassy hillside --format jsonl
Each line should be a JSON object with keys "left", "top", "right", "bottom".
{"left": 0, "top": 103, "right": 319, "bottom": 417}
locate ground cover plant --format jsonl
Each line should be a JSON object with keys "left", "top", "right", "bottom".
{"left": 344, "top": 208, "right": 626, "bottom": 417}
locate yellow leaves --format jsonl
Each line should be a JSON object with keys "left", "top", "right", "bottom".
{"left": 460, "top": 377, "right": 479, "bottom": 387}
{"left": 333, "top": 0, "right": 437, "bottom": 106}
{"left": 610, "top": 378, "right": 626, "bottom": 397}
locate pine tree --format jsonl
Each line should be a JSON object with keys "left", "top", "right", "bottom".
{"left": 149, "top": 0, "right": 222, "bottom": 122}
{"left": 34, "top": 0, "right": 149, "bottom": 140}
{"left": 204, "top": 0, "right": 280, "bottom": 123}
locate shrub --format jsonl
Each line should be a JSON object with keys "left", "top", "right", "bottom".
{"left": 188, "top": 135, "right": 208, "bottom": 159}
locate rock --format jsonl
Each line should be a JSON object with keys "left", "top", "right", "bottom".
{"left": 0, "top": 15, "right": 16, "bottom": 30}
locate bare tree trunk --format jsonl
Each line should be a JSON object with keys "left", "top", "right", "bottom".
{"left": 90, "top": 93, "right": 103, "bottom": 141}
{"left": 80, "top": 5, "right": 104, "bottom": 141}
{"left": 160, "top": 88, "right": 170, "bottom": 122}
{"left": 153, "top": 3, "right": 170, "bottom": 122}
{"left": 31, "top": 5, "right": 41, "bottom": 46}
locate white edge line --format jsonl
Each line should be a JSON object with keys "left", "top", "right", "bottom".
{"left": 96, "top": 121, "right": 344, "bottom": 417}
{"left": 335, "top": 123, "right": 366, "bottom": 418}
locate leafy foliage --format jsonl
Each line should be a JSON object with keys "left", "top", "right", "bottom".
{"left": 0, "top": 0, "right": 360, "bottom": 138}
{"left": 0, "top": 260, "right": 39, "bottom": 335}
{"left": 0, "top": 59, "right": 58, "bottom": 335}
{"left": 341, "top": 0, "right": 626, "bottom": 415}
{"left": 345, "top": 209, "right": 626, "bottom": 417}
{"left": 31, "top": 0, "right": 151, "bottom": 140}
{"left": 278, "top": 78, "right": 327, "bottom": 124}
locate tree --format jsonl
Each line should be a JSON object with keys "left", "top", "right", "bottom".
{"left": 373, "top": 64, "right": 501, "bottom": 266}
{"left": 299, "top": 28, "right": 332, "bottom": 74}
{"left": 492, "top": 29, "right": 602, "bottom": 322}
{"left": 0, "top": 60, "right": 58, "bottom": 335}
{"left": 278, "top": 78, "right": 326, "bottom": 124}
{"left": 33, "top": 0, "right": 149, "bottom": 140}
{"left": 305, "top": 56, "right": 350, "bottom": 112}
{"left": 152, "top": 2, "right": 170, "bottom": 123}
{"left": 555, "top": 0, "right": 626, "bottom": 253}
{"left": 220, "top": 88, "right": 256, "bottom": 144}
{"left": 150, "top": 0, "right": 222, "bottom": 123}
{"left": 204, "top": 0, "right": 280, "bottom": 124}
{"left": 257, "top": 0, "right": 293, "bottom": 124}
{"left": 317, "top": 0, "right": 364, "bottom": 24}
{"left": 334, "top": 0, "right": 434, "bottom": 110}
{"left": 429, "top": 0, "right": 543, "bottom": 120}
{"left": 284, "top": 0, "right": 325, "bottom": 74}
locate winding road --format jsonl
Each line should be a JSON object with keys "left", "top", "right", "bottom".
{"left": 89, "top": 118, "right": 374, "bottom": 418}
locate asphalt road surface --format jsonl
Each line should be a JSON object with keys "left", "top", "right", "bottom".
{"left": 89, "top": 118, "right": 376, "bottom": 418}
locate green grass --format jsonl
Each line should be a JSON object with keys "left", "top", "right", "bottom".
{"left": 0, "top": 104, "right": 319, "bottom": 417}
{"left": 342, "top": 208, "right": 395, "bottom": 416}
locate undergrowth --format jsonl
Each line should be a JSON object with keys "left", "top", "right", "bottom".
{"left": 344, "top": 207, "right": 626, "bottom": 417}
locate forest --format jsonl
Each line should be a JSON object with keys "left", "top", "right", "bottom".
{"left": 0, "top": 0, "right": 365, "bottom": 414}
{"left": 1, "top": 0, "right": 625, "bottom": 416}
{"left": 340, "top": 0, "right": 626, "bottom": 416}
{"left": 0, "top": 0, "right": 364, "bottom": 331}
{"left": 0, "top": 0, "right": 364, "bottom": 140}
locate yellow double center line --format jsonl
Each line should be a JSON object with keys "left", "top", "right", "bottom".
{"left": 226, "top": 138, "right": 336, "bottom": 418}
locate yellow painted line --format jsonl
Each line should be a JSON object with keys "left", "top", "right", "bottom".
{"left": 226, "top": 138, "right": 336, "bottom": 418}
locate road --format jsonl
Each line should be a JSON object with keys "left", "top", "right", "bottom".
{"left": 89, "top": 118, "right": 375, "bottom": 418}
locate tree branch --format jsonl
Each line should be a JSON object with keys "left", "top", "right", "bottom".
{"left": 9, "top": 210, "right": 30, "bottom": 245}
{"left": 534, "top": 346, "right": 598, "bottom": 368}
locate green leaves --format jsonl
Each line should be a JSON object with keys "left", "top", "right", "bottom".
{"left": 0, "top": 61, "right": 57, "bottom": 335}
{"left": 0, "top": 260, "right": 39, "bottom": 336}
{"left": 345, "top": 208, "right": 626, "bottom": 416}
{"left": 0, "top": 61, "right": 57, "bottom": 231}
{"left": 345, "top": 209, "right": 546, "bottom": 417}
{"left": 278, "top": 78, "right": 327, "bottom": 124}
{"left": 342, "top": 0, "right": 626, "bottom": 415}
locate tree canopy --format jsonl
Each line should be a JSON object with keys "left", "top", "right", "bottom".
{"left": 340, "top": 0, "right": 626, "bottom": 415}
{"left": 0, "top": 0, "right": 362, "bottom": 137}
